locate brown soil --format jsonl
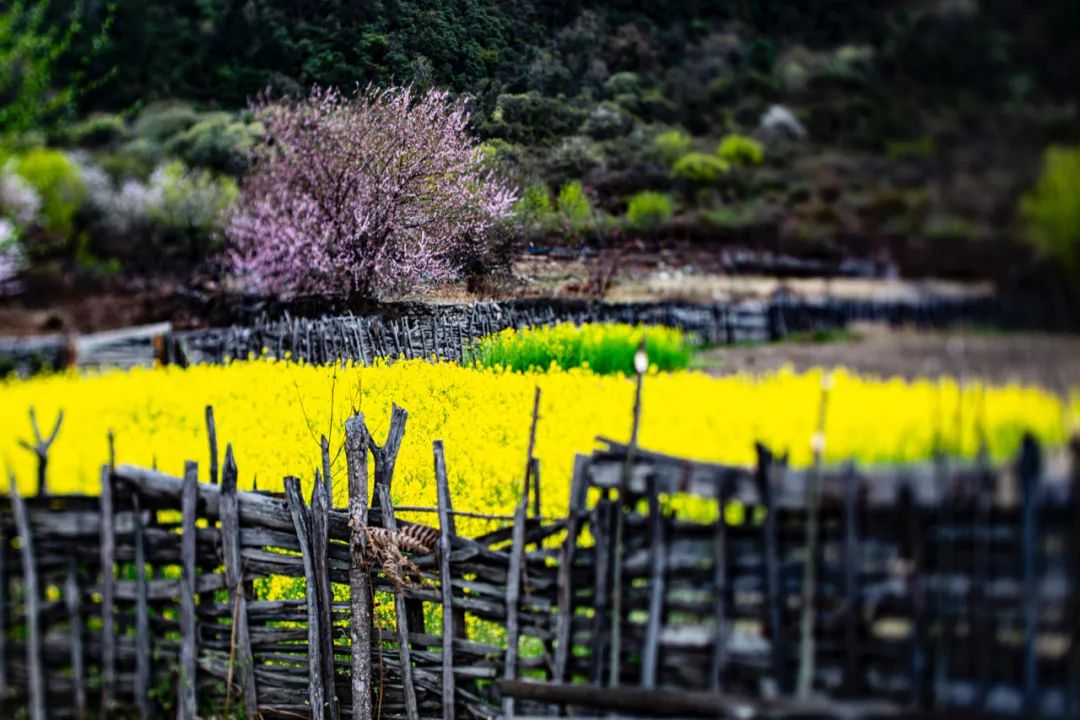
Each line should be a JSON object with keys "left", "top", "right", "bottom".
{"left": 696, "top": 326, "right": 1080, "bottom": 388}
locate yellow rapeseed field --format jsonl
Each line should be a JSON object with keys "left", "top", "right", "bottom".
{"left": 1, "top": 359, "right": 1075, "bottom": 529}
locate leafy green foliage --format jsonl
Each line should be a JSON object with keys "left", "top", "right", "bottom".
{"left": 625, "top": 191, "right": 673, "bottom": 230}
{"left": 164, "top": 113, "right": 263, "bottom": 175}
{"left": 13, "top": 148, "right": 84, "bottom": 237}
{"left": 716, "top": 134, "right": 764, "bottom": 166}
{"left": 671, "top": 152, "right": 728, "bottom": 185}
{"left": 464, "top": 322, "right": 693, "bottom": 375}
{"left": 65, "top": 113, "right": 128, "bottom": 147}
{"left": 132, "top": 103, "right": 199, "bottom": 144}
{"left": 654, "top": 129, "right": 691, "bottom": 165}
{"left": 1021, "top": 145, "right": 1080, "bottom": 275}
{"left": 515, "top": 182, "right": 553, "bottom": 227}
{"left": 556, "top": 180, "right": 591, "bottom": 229}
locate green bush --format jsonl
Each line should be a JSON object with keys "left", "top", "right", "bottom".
{"left": 625, "top": 191, "right": 674, "bottom": 230}
{"left": 132, "top": 102, "right": 199, "bottom": 144}
{"left": 164, "top": 113, "right": 263, "bottom": 175}
{"left": 1021, "top": 145, "right": 1080, "bottom": 275}
{"left": 654, "top": 129, "right": 691, "bottom": 165}
{"left": 515, "top": 182, "right": 553, "bottom": 227}
{"left": 716, "top": 134, "right": 764, "bottom": 166}
{"left": 557, "top": 180, "right": 592, "bottom": 229}
{"left": 150, "top": 161, "right": 237, "bottom": 246}
{"left": 464, "top": 322, "right": 693, "bottom": 375}
{"left": 65, "top": 113, "right": 129, "bottom": 147}
{"left": 671, "top": 152, "right": 728, "bottom": 185}
{"left": 13, "top": 148, "right": 85, "bottom": 236}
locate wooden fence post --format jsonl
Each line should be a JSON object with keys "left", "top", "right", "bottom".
{"left": 1067, "top": 437, "right": 1080, "bottom": 717}
{"left": 375, "top": 482, "right": 420, "bottom": 720}
{"left": 205, "top": 406, "right": 218, "bottom": 485}
{"left": 178, "top": 461, "right": 198, "bottom": 720}
{"left": 754, "top": 443, "right": 786, "bottom": 694}
{"left": 640, "top": 475, "right": 667, "bottom": 690}
{"left": 9, "top": 472, "right": 45, "bottom": 720}
{"left": 17, "top": 408, "right": 63, "bottom": 496}
{"left": 972, "top": 447, "right": 994, "bottom": 710}
{"left": 589, "top": 498, "right": 613, "bottom": 686}
{"left": 709, "top": 484, "right": 729, "bottom": 693}
{"left": 0, "top": 523, "right": 6, "bottom": 707}
{"left": 841, "top": 462, "right": 862, "bottom": 696}
{"left": 132, "top": 488, "right": 151, "bottom": 720}
{"left": 555, "top": 456, "right": 589, "bottom": 683}
{"left": 1019, "top": 434, "right": 1042, "bottom": 716}
{"left": 98, "top": 465, "right": 116, "bottom": 720}
{"left": 900, "top": 482, "right": 927, "bottom": 708}
{"left": 65, "top": 556, "right": 86, "bottom": 719}
{"left": 285, "top": 476, "right": 326, "bottom": 720}
{"left": 312, "top": 471, "right": 339, "bottom": 720}
{"left": 434, "top": 441, "right": 455, "bottom": 720}
{"left": 221, "top": 447, "right": 258, "bottom": 717}
{"left": 345, "top": 416, "right": 372, "bottom": 720}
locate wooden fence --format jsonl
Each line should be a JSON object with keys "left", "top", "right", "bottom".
{"left": 1, "top": 405, "right": 1078, "bottom": 718}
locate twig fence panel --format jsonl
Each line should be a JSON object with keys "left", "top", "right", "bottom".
{"left": 0, "top": 411, "right": 1077, "bottom": 718}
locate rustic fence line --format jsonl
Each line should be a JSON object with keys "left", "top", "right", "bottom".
{"left": 164, "top": 295, "right": 997, "bottom": 368}
{"left": 1, "top": 401, "right": 1078, "bottom": 718}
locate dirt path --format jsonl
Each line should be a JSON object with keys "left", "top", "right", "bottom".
{"left": 696, "top": 327, "right": 1080, "bottom": 388}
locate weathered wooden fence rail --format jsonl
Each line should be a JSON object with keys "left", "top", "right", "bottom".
{"left": 1, "top": 410, "right": 1078, "bottom": 718}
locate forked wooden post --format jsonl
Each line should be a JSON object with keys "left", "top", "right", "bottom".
{"left": 98, "top": 465, "right": 116, "bottom": 720}
{"left": 345, "top": 416, "right": 372, "bottom": 720}
{"left": 221, "top": 447, "right": 258, "bottom": 717}
{"left": 9, "top": 472, "right": 45, "bottom": 720}
{"left": 178, "top": 461, "right": 198, "bottom": 720}
{"left": 375, "top": 482, "right": 420, "bottom": 720}
{"left": 434, "top": 440, "right": 455, "bottom": 720}
{"left": 285, "top": 476, "right": 326, "bottom": 720}
{"left": 17, "top": 407, "right": 63, "bottom": 496}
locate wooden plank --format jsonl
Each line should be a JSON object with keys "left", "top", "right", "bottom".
{"left": 971, "top": 450, "right": 993, "bottom": 710}
{"left": 708, "top": 488, "right": 728, "bottom": 693}
{"left": 221, "top": 447, "right": 258, "bottom": 717}
{"left": 65, "top": 557, "right": 87, "bottom": 718}
{"left": 754, "top": 444, "right": 786, "bottom": 693}
{"left": 590, "top": 498, "right": 612, "bottom": 686}
{"left": 9, "top": 472, "right": 45, "bottom": 720}
{"left": 285, "top": 476, "right": 326, "bottom": 720}
{"left": 0, "top": 523, "right": 6, "bottom": 705}
{"left": 434, "top": 440, "right": 455, "bottom": 720}
{"left": 1018, "top": 435, "right": 1041, "bottom": 715}
{"left": 841, "top": 462, "right": 861, "bottom": 696}
{"left": 311, "top": 472, "right": 339, "bottom": 720}
{"left": 554, "top": 456, "right": 588, "bottom": 683}
{"left": 178, "top": 461, "right": 198, "bottom": 720}
{"left": 1068, "top": 437, "right": 1080, "bottom": 718}
{"left": 132, "top": 489, "right": 151, "bottom": 720}
{"left": 375, "top": 482, "right": 420, "bottom": 720}
{"left": 98, "top": 465, "right": 116, "bottom": 720}
{"left": 900, "top": 483, "right": 927, "bottom": 708}
{"left": 641, "top": 475, "right": 667, "bottom": 689}
{"left": 345, "top": 415, "right": 372, "bottom": 720}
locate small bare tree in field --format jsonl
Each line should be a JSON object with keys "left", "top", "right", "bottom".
{"left": 224, "top": 85, "right": 516, "bottom": 297}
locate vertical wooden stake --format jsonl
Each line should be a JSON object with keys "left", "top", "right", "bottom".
{"left": 555, "top": 456, "right": 589, "bottom": 683}
{"left": 205, "top": 406, "right": 218, "bottom": 485}
{"left": 610, "top": 345, "right": 646, "bottom": 687}
{"left": 132, "top": 489, "right": 151, "bottom": 720}
{"left": 9, "top": 471, "right": 45, "bottom": 720}
{"left": 589, "top": 499, "right": 612, "bottom": 686}
{"left": 640, "top": 476, "right": 667, "bottom": 689}
{"left": 285, "top": 476, "right": 326, "bottom": 720}
{"left": 345, "top": 416, "right": 372, "bottom": 720}
{"left": 221, "top": 448, "right": 258, "bottom": 717}
{"left": 1019, "top": 434, "right": 1041, "bottom": 716}
{"left": 312, "top": 472, "right": 339, "bottom": 720}
{"left": 98, "top": 465, "right": 116, "bottom": 720}
{"left": 841, "top": 462, "right": 861, "bottom": 695}
{"left": 0, "top": 523, "right": 6, "bottom": 706}
{"left": 709, "top": 486, "right": 729, "bottom": 693}
{"left": 1066, "top": 436, "right": 1080, "bottom": 717}
{"left": 17, "top": 407, "right": 63, "bottom": 496}
{"left": 65, "top": 557, "right": 86, "bottom": 719}
{"left": 178, "top": 461, "right": 198, "bottom": 720}
{"left": 375, "top": 483, "right": 420, "bottom": 720}
{"left": 900, "top": 483, "right": 927, "bottom": 708}
{"left": 755, "top": 443, "right": 786, "bottom": 693}
{"left": 434, "top": 441, "right": 455, "bottom": 720}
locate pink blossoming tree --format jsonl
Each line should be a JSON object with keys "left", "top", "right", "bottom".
{"left": 224, "top": 85, "right": 516, "bottom": 297}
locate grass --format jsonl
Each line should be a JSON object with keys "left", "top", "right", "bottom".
{"left": 463, "top": 322, "right": 694, "bottom": 375}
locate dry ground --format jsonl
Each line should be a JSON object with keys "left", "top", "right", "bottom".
{"left": 696, "top": 326, "right": 1080, "bottom": 388}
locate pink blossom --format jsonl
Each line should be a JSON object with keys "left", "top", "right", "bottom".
{"left": 223, "top": 85, "right": 517, "bottom": 297}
